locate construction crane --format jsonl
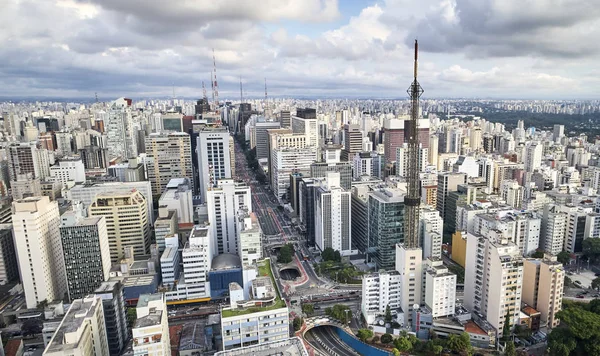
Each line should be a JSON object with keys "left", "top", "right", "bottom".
{"left": 404, "top": 39, "right": 424, "bottom": 249}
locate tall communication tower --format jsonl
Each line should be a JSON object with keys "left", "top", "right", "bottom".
{"left": 404, "top": 40, "right": 424, "bottom": 248}
{"left": 212, "top": 48, "right": 220, "bottom": 111}
{"left": 264, "top": 78, "right": 268, "bottom": 115}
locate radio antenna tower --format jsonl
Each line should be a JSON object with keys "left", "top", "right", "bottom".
{"left": 211, "top": 72, "right": 215, "bottom": 110}
{"left": 240, "top": 77, "right": 243, "bottom": 104}
{"left": 212, "top": 48, "right": 219, "bottom": 112}
{"left": 202, "top": 81, "right": 207, "bottom": 100}
{"left": 264, "top": 78, "right": 268, "bottom": 115}
{"left": 404, "top": 40, "right": 424, "bottom": 248}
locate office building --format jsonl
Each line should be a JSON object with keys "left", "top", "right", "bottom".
{"left": 299, "top": 178, "right": 319, "bottom": 247}
{"left": 395, "top": 244, "right": 423, "bottom": 326}
{"left": 464, "top": 232, "right": 523, "bottom": 334}
{"left": 271, "top": 146, "right": 316, "bottom": 199}
{"left": 279, "top": 110, "right": 291, "bottom": 128}
{"left": 292, "top": 111, "right": 318, "bottom": 150}
{"left": 383, "top": 118, "right": 405, "bottom": 164}
{"left": 315, "top": 173, "right": 352, "bottom": 255}
{"left": 60, "top": 210, "right": 111, "bottom": 300}
{"left": 342, "top": 124, "right": 363, "bottom": 161}
{"left": 0, "top": 226, "right": 18, "bottom": 285}
{"left": 158, "top": 178, "right": 193, "bottom": 226}
{"left": 107, "top": 158, "right": 146, "bottom": 182}
{"left": 154, "top": 207, "right": 178, "bottom": 254}
{"left": 145, "top": 132, "right": 193, "bottom": 196}
{"left": 88, "top": 190, "right": 150, "bottom": 261}
{"left": 436, "top": 172, "right": 467, "bottom": 219}
{"left": 132, "top": 294, "right": 171, "bottom": 356}
{"left": 522, "top": 257, "right": 565, "bottom": 329}
{"left": 368, "top": 187, "right": 405, "bottom": 270}
{"left": 524, "top": 142, "right": 543, "bottom": 173}
{"left": 105, "top": 98, "right": 138, "bottom": 160}
{"left": 553, "top": 124, "right": 564, "bottom": 142}
{"left": 7, "top": 141, "right": 48, "bottom": 180}
{"left": 541, "top": 205, "right": 567, "bottom": 255}
{"left": 396, "top": 143, "right": 428, "bottom": 178}
{"left": 13, "top": 197, "right": 67, "bottom": 309}
{"left": 421, "top": 206, "right": 443, "bottom": 260}
{"left": 49, "top": 158, "right": 86, "bottom": 185}
{"left": 160, "top": 243, "right": 181, "bottom": 287}
{"left": 67, "top": 181, "right": 154, "bottom": 223}
{"left": 361, "top": 271, "right": 401, "bottom": 324}
{"left": 197, "top": 127, "right": 233, "bottom": 203}
{"left": 253, "top": 119, "right": 281, "bottom": 160}
{"left": 207, "top": 179, "right": 252, "bottom": 255}
{"left": 11, "top": 173, "right": 42, "bottom": 200}
{"left": 161, "top": 112, "right": 184, "bottom": 132}
{"left": 310, "top": 161, "right": 352, "bottom": 190}
{"left": 238, "top": 212, "right": 262, "bottom": 265}
{"left": 93, "top": 281, "right": 128, "bottom": 356}
{"left": 79, "top": 146, "right": 109, "bottom": 170}
{"left": 43, "top": 295, "right": 110, "bottom": 356}
{"left": 424, "top": 259, "right": 456, "bottom": 318}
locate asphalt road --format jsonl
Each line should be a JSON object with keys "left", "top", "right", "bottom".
{"left": 305, "top": 326, "right": 360, "bottom": 356}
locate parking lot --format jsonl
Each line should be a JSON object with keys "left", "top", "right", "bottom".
{"left": 567, "top": 269, "right": 597, "bottom": 289}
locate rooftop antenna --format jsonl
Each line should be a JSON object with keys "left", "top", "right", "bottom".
{"left": 212, "top": 48, "right": 219, "bottom": 112}
{"left": 211, "top": 72, "right": 215, "bottom": 110}
{"left": 404, "top": 39, "right": 424, "bottom": 249}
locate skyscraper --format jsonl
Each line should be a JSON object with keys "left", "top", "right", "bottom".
{"left": 314, "top": 173, "right": 352, "bottom": 255}
{"left": 12, "top": 196, "right": 67, "bottom": 309}
{"left": 145, "top": 132, "right": 193, "bottom": 196}
{"left": 368, "top": 187, "right": 405, "bottom": 270}
{"left": 60, "top": 210, "right": 111, "bottom": 300}
{"left": 342, "top": 124, "right": 363, "bottom": 161}
{"left": 132, "top": 294, "right": 171, "bottom": 356}
{"left": 94, "top": 281, "right": 128, "bottom": 356}
{"left": 105, "top": 97, "right": 138, "bottom": 160}
{"left": 197, "top": 126, "right": 233, "bottom": 203}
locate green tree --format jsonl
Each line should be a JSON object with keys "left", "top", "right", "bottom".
{"left": 293, "top": 317, "right": 303, "bottom": 331}
{"left": 592, "top": 277, "right": 600, "bottom": 291}
{"left": 333, "top": 250, "right": 341, "bottom": 262}
{"left": 372, "top": 335, "right": 380, "bottom": 343}
{"left": 505, "top": 341, "right": 516, "bottom": 356}
{"left": 583, "top": 238, "right": 600, "bottom": 263}
{"left": 278, "top": 243, "right": 294, "bottom": 264}
{"left": 557, "top": 251, "right": 571, "bottom": 265}
{"left": 502, "top": 309, "right": 512, "bottom": 340}
{"left": 385, "top": 304, "right": 393, "bottom": 323}
{"left": 381, "top": 333, "right": 394, "bottom": 344}
{"left": 322, "top": 247, "right": 336, "bottom": 262}
{"left": 391, "top": 349, "right": 401, "bottom": 356}
{"left": 302, "top": 303, "right": 314, "bottom": 316}
{"left": 356, "top": 328, "right": 373, "bottom": 342}
{"left": 548, "top": 306, "right": 600, "bottom": 356}
{"left": 432, "top": 344, "right": 443, "bottom": 355}
{"left": 394, "top": 337, "right": 413, "bottom": 352}
{"left": 446, "top": 332, "right": 472, "bottom": 355}
{"left": 531, "top": 250, "right": 544, "bottom": 258}
{"left": 21, "top": 319, "right": 42, "bottom": 337}
{"left": 126, "top": 308, "right": 137, "bottom": 328}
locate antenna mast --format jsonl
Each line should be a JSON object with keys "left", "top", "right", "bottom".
{"left": 264, "top": 78, "right": 268, "bottom": 116}
{"left": 212, "top": 48, "right": 219, "bottom": 112}
{"left": 404, "top": 39, "right": 424, "bottom": 249}
{"left": 240, "top": 77, "right": 243, "bottom": 104}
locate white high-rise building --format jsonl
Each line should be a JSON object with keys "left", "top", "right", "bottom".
{"left": 524, "top": 142, "right": 543, "bottom": 173}
{"left": 424, "top": 258, "right": 456, "bottom": 318}
{"left": 500, "top": 180, "right": 524, "bottom": 209}
{"left": 553, "top": 124, "right": 564, "bottom": 143}
{"left": 145, "top": 132, "right": 193, "bottom": 196}
{"left": 206, "top": 179, "right": 252, "bottom": 255}
{"left": 43, "top": 295, "right": 110, "bottom": 356}
{"left": 49, "top": 157, "right": 86, "bottom": 185}
{"left": 238, "top": 212, "right": 262, "bottom": 265}
{"left": 106, "top": 98, "right": 138, "bottom": 160}
{"left": 315, "top": 172, "right": 352, "bottom": 255}
{"left": 291, "top": 115, "right": 319, "bottom": 152}
{"left": 421, "top": 206, "right": 443, "bottom": 260}
{"left": 464, "top": 232, "right": 523, "bottom": 334}
{"left": 361, "top": 271, "right": 402, "bottom": 324}
{"left": 158, "top": 178, "right": 193, "bottom": 225}
{"left": 396, "top": 143, "right": 428, "bottom": 178}
{"left": 270, "top": 146, "right": 316, "bottom": 199}
{"left": 12, "top": 196, "right": 67, "bottom": 309}
{"left": 541, "top": 205, "right": 567, "bottom": 255}
{"left": 395, "top": 244, "right": 423, "bottom": 327}
{"left": 197, "top": 127, "right": 233, "bottom": 203}
{"left": 132, "top": 294, "right": 170, "bottom": 356}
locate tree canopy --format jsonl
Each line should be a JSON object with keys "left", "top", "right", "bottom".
{"left": 583, "top": 238, "right": 600, "bottom": 263}
{"left": 321, "top": 247, "right": 341, "bottom": 262}
{"left": 278, "top": 243, "right": 294, "bottom": 264}
{"left": 446, "top": 332, "right": 472, "bottom": 355}
{"left": 356, "top": 329, "right": 373, "bottom": 342}
{"left": 557, "top": 251, "right": 571, "bottom": 265}
{"left": 549, "top": 305, "right": 600, "bottom": 355}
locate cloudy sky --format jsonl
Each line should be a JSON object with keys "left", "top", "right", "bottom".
{"left": 1, "top": 0, "right": 599, "bottom": 100}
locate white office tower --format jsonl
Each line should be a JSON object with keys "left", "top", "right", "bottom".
{"left": 470, "top": 127, "right": 482, "bottom": 151}
{"left": 197, "top": 127, "right": 233, "bottom": 203}
{"left": 421, "top": 206, "right": 443, "bottom": 259}
{"left": 238, "top": 211, "right": 262, "bottom": 265}
{"left": 477, "top": 158, "right": 495, "bottom": 194}
{"left": 106, "top": 98, "right": 138, "bottom": 160}
{"left": 524, "top": 142, "right": 543, "bottom": 173}
{"left": 12, "top": 197, "right": 67, "bottom": 309}
{"left": 206, "top": 179, "right": 252, "bottom": 255}
{"left": 424, "top": 258, "right": 456, "bottom": 318}
{"left": 553, "top": 124, "right": 564, "bottom": 143}
{"left": 464, "top": 232, "right": 523, "bottom": 334}
{"left": 361, "top": 271, "right": 401, "bottom": 324}
{"left": 541, "top": 205, "right": 567, "bottom": 255}
{"left": 60, "top": 209, "right": 111, "bottom": 300}
{"left": 452, "top": 156, "right": 479, "bottom": 178}
{"left": 315, "top": 172, "right": 352, "bottom": 256}
{"left": 160, "top": 237, "right": 181, "bottom": 287}
{"left": 158, "top": 178, "right": 193, "bottom": 226}
{"left": 291, "top": 115, "right": 319, "bottom": 151}
{"left": 145, "top": 132, "right": 193, "bottom": 196}
{"left": 396, "top": 143, "right": 428, "bottom": 178}
{"left": 132, "top": 294, "right": 170, "bottom": 356}
{"left": 522, "top": 256, "right": 565, "bottom": 329}
{"left": 154, "top": 207, "right": 178, "bottom": 254}
{"left": 164, "top": 225, "right": 213, "bottom": 301}
{"left": 353, "top": 152, "right": 372, "bottom": 179}
{"left": 394, "top": 244, "right": 423, "bottom": 327}
{"left": 428, "top": 135, "right": 439, "bottom": 169}
{"left": 49, "top": 158, "right": 86, "bottom": 186}
{"left": 88, "top": 190, "right": 150, "bottom": 261}
{"left": 271, "top": 146, "right": 316, "bottom": 199}
{"left": 500, "top": 180, "right": 524, "bottom": 209}
{"left": 43, "top": 295, "right": 109, "bottom": 356}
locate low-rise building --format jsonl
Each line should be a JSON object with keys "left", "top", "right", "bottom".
{"left": 132, "top": 294, "right": 170, "bottom": 356}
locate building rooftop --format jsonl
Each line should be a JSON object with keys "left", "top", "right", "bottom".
{"left": 215, "top": 337, "right": 308, "bottom": 356}
{"left": 137, "top": 293, "right": 163, "bottom": 308}
{"left": 464, "top": 320, "right": 488, "bottom": 336}
{"left": 134, "top": 310, "right": 162, "bottom": 328}
{"left": 522, "top": 305, "right": 540, "bottom": 316}
{"left": 45, "top": 297, "right": 101, "bottom": 353}
{"left": 211, "top": 253, "right": 241, "bottom": 271}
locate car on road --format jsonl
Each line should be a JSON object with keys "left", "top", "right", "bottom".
{"left": 576, "top": 294, "right": 585, "bottom": 298}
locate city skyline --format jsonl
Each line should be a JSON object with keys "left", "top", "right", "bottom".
{"left": 2, "top": 0, "right": 600, "bottom": 100}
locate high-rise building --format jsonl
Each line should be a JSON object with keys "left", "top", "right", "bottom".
{"left": 154, "top": 208, "right": 178, "bottom": 254}
{"left": 342, "top": 124, "right": 363, "bottom": 161}
{"left": 522, "top": 257, "right": 565, "bottom": 329}
{"left": 299, "top": 177, "right": 319, "bottom": 247}
{"left": 7, "top": 141, "right": 47, "bottom": 180}
{"left": 553, "top": 124, "right": 564, "bottom": 143}
{"left": 197, "top": 127, "right": 233, "bottom": 203}
{"left": 0, "top": 225, "right": 19, "bottom": 285}
{"left": 158, "top": 178, "right": 194, "bottom": 226}
{"left": 500, "top": 180, "right": 524, "bottom": 209}
{"left": 145, "top": 132, "right": 193, "bottom": 196}
{"left": 383, "top": 118, "right": 405, "bottom": 164}
{"left": 315, "top": 173, "right": 352, "bottom": 255}
{"left": 271, "top": 146, "right": 316, "bottom": 199}
{"left": 60, "top": 209, "right": 111, "bottom": 300}
{"left": 93, "top": 281, "right": 128, "bottom": 356}
{"left": 105, "top": 98, "right": 138, "bottom": 160}
{"left": 206, "top": 179, "right": 252, "bottom": 255}
{"left": 79, "top": 145, "right": 109, "bottom": 170}
{"left": 310, "top": 161, "right": 352, "bottom": 190}
{"left": 49, "top": 157, "right": 86, "bottom": 185}
{"left": 436, "top": 172, "right": 467, "bottom": 219}
{"left": 253, "top": 120, "right": 281, "bottom": 160}
{"left": 541, "top": 204, "right": 567, "bottom": 255}
{"left": 291, "top": 112, "right": 318, "bottom": 152}
{"left": 88, "top": 190, "right": 150, "bottom": 261}
{"left": 424, "top": 258, "right": 456, "bottom": 318}
{"left": 421, "top": 206, "right": 443, "bottom": 260}
{"left": 12, "top": 196, "right": 67, "bottom": 309}
{"left": 464, "top": 232, "right": 523, "bottom": 334}
{"left": 11, "top": 173, "right": 42, "bottom": 199}
{"left": 368, "top": 187, "right": 405, "bottom": 270}
{"left": 394, "top": 244, "right": 423, "bottom": 326}
{"left": 238, "top": 212, "right": 262, "bottom": 265}
{"left": 361, "top": 271, "right": 401, "bottom": 324}
{"left": 524, "top": 142, "right": 543, "bottom": 173}
{"left": 132, "top": 294, "right": 171, "bottom": 356}
{"left": 44, "top": 295, "right": 110, "bottom": 356}
{"left": 279, "top": 110, "right": 291, "bottom": 128}
{"left": 396, "top": 143, "right": 428, "bottom": 178}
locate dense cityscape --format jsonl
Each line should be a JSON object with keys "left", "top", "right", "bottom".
{"left": 4, "top": 1, "right": 600, "bottom": 356}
